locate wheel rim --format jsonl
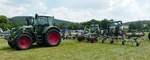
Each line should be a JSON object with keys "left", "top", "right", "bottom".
{"left": 48, "top": 32, "right": 60, "bottom": 45}
{"left": 18, "top": 36, "right": 30, "bottom": 49}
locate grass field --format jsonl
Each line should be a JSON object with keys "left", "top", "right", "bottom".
{"left": 0, "top": 35, "right": 150, "bottom": 60}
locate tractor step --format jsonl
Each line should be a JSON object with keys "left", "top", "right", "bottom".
{"left": 34, "top": 32, "right": 43, "bottom": 41}
{"left": 37, "top": 35, "right": 43, "bottom": 41}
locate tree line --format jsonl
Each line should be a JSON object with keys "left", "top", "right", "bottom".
{"left": 0, "top": 15, "right": 150, "bottom": 32}
{"left": 0, "top": 15, "right": 13, "bottom": 31}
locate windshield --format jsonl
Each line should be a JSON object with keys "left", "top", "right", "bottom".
{"left": 37, "top": 17, "right": 49, "bottom": 25}
{"left": 34, "top": 16, "right": 53, "bottom": 25}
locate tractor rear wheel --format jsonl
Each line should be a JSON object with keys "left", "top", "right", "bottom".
{"left": 14, "top": 34, "right": 32, "bottom": 50}
{"left": 45, "top": 29, "right": 61, "bottom": 46}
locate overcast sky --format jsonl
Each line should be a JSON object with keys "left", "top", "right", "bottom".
{"left": 0, "top": 0, "right": 150, "bottom": 22}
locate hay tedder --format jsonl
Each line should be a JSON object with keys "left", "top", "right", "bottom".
{"left": 77, "top": 23, "right": 100, "bottom": 43}
{"left": 100, "top": 20, "right": 124, "bottom": 44}
{"left": 5, "top": 14, "right": 61, "bottom": 50}
{"left": 77, "top": 20, "right": 144, "bottom": 46}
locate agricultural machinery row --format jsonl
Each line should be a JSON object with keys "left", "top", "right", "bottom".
{"left": 77, "top": 20, "right": 145, "bottom": 46}
{"left": 5, "top": 14, "right": 61, "bottom": 50}
{"left": 3, "top": 14, "right": 145, "bottom": 50}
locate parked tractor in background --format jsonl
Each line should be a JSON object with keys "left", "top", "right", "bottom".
{"left": 5, "top": 14, "right": 61, "bottom": 50}
{"left": 77, "top": 24, "right": 100, "bottom": 43}
{"left": 101, "top": 20, "right": 124, "bottom": 44}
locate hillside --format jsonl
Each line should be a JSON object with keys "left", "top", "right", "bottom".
{"left": 123, "top": 20, "right": 150, "bottom": 25}
{"left": 9, "top": 16, "right": 74, "bottom": 25}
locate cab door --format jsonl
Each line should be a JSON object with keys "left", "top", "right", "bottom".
{"left": 33, "top": 17, "right": 49, "bottom": 34}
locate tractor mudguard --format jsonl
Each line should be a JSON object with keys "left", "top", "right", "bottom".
{"left": 44, "top": 29, "right": 61, "bottom": 46}
{"left": 8, "top": 33, "right": 33, "bottom": 50}
{"left": 10, "top": 31, "right": 35, "bottom": 43}
{"left": 42, "top": 26, "right": 60, "bottom": 34}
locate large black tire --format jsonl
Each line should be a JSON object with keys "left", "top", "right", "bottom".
{"left": 148, "top": 33, "right": 150, "bottom": 40}
{"left": 13, "top": 34, "right": 32, "bottom": 50}
{"left": 45, "top": 29, "right": 61, "bottom": 46}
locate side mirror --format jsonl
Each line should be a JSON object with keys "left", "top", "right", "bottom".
{"left": 26, "top": 18, "right": 30, "bottom": 25}
{"left": 35, "top": 14, "right": 38, "bottom": 19}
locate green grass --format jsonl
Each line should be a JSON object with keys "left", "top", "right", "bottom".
{"left": 0, "top": 35, "right": 150, "bottom": 60}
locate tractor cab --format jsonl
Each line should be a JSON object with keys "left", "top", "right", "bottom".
{"left": 33, "top": 14, "right": 54, "bottom": 26}
{"left": 108, "top": 20, "right": 123, "bottom": 36}
{"left": 109, "top": 21, "right": 122, "bottom": 30}
{"left": 31, "top": 14, "right": 55, "bottom": 33}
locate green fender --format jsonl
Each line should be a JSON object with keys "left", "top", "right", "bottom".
{"left": 42, "top": 26, "right": 60, "bottom": 34}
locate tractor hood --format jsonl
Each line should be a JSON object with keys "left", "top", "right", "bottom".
{"left": 8, "top": 25, "right": 33, "bottom": 40}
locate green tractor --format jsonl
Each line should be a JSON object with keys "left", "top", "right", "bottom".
{"left": 6, "top": 14, "right": 61, "bottom": 50}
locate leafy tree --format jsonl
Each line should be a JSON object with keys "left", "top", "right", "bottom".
{"left": 81, "top": 19, "right": 101, "bottom": 28}
{"left": 0, "top": 23, "right": 12, "bottom": 31}
{"left": 56, "top": 23, "right": 65, "bottom": 29}
{"left": 0, "top": 15, "right": 8, "bottom": 23}
{"left": 100, "top": 19, "right": 111, "bottom": 29}
{"left": 0, "top": 15, "right": 12, "bottom": 31}
{"left": 128, "top": 22, "right": 143, "bottom": 32}
{"left": 67, "top": 23, "right": 80, "bottom": 30}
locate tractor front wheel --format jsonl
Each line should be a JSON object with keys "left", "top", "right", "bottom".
{"left": 14, "top": 34, "right": 32, "bottom": 50}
